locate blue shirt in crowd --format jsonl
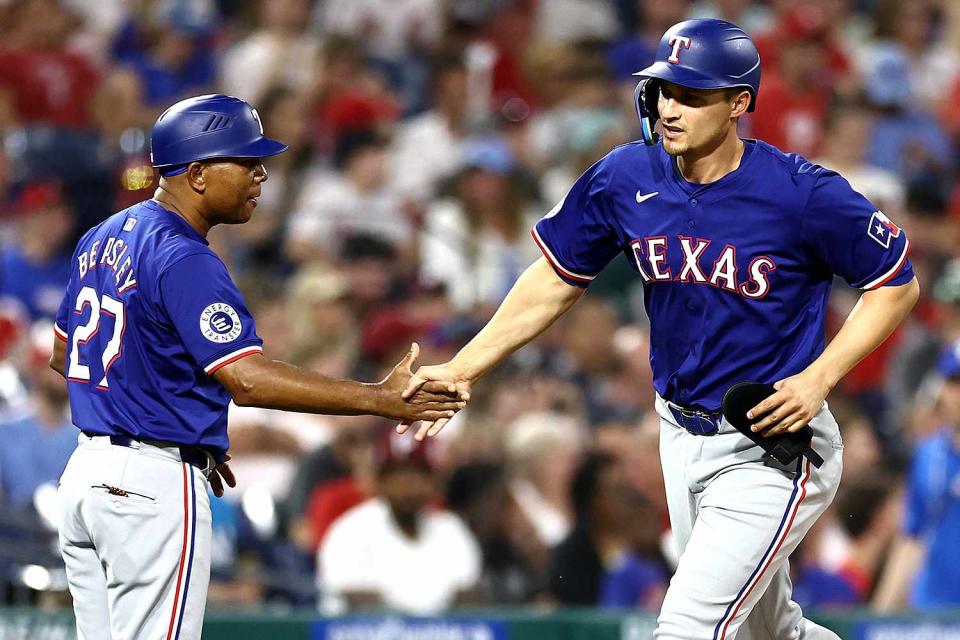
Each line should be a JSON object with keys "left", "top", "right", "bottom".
{"left": 0, "top": 411, "right": 77, "bottom": 508}
{"left": 0, "top": 247, "right": 71, "bottom": 321}
{"left": 904, "top": 427, "right": 960, "bottom": 608}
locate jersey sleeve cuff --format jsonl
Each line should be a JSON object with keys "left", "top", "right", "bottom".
{"left": 54, "top": 324, "right": 68, "bottom": 342}
{"left": 203, "top": 344, "right": 263, "bottom": 375}
{"left": 530, "top": 227, "right": 595, "bottom": 288}
{"left": 861, "top": 239, "right": 911, "bottom": 290}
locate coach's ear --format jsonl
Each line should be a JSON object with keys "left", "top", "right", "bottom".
{"left": 186, "top": 162, "right": 206, "bottom": 193}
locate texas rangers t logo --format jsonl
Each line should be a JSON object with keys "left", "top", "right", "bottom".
{"left": 668, "top": 35, "right": 692, "bottom": 63}
{"left": 867, "top": 210, "right": 901, "bottom": 249}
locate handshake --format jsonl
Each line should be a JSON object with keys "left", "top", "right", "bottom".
{"left": 377, "top": 343, "right": 471, "bottom": 439}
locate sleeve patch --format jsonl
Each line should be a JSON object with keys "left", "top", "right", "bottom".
{"left": 867, "top": 210, "right": 902, "bottom": 249}
{"left": 200, "top": 303, "right": 243, "bottom": 343}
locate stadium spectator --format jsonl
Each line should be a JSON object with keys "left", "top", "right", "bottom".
{"left": 108, "top": 3, "right": 219, "bottom": 112}
{"left": 747, "top": 9, "right": 833, "bottom": 156}
{"left": 505, "top": 411, "right": 582, "bottom": 548}
{"left": 287, "top": 418, "right": 380, "bottom": 553}
{"left": 870, "top": 0, "right": 960, "bottom": 115}
{"left": 0, "top": 326, "right": 75, "bottom": 510}
{"left": 862, "top": 44, "right": 953, "bottom": 181}
{"left": 814, "top": 105, "right": 905, "bottom": 216}
{"left": 0, "top": 0, "right": 101, "bottom": 130}
{"left": 0, "top": 182, "right": 74, "bottom": 322}
{"left": 318, "top": 439, "right": 480, "bottom": 614}
{"left": 219, "top": 0, "right": 320, "bottom": 105}
{"left": 286, "top": 131, "right": 408, "bottom": 261}
{"left": 446, "top": 461, "right": 548, "bottom": 604}
{"left": 607, "top": 0, "right": 691, "bottom": 84}
{"left": 599, "top": 488, "right": 667, "bottom": 610}
{"left": 874, "top": 342, "right": 960, "bottom": 611}
{"left": 794, "top": 474, "right": 902, "bottom": 609}
{"left": 549, "top": 451, "right": 666, "bottom": 608}
{"left": 419, "top": 137, "right": 541, "bottom": 311}
{"left": 389, "top": 51, "right": 471, "bottom": 203}
{"left": 687, "top": 0, "right": 772, "bottom": 34}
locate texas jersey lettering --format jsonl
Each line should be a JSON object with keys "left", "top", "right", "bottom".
{"left": 533, "top": 139, "right": 913, "bottom": 411}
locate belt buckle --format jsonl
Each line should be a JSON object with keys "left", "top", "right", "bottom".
{"left": 670, "top": 404, "right": 720, "bottom": 436}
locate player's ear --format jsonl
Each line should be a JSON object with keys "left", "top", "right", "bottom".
{"left": 186, "top": 162, "right": 206, "bottom": 193}
{"left": 730, "top": 90, "right": 751, "bottom": 118}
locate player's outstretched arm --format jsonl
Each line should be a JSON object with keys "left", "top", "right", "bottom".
{"left": 748, "top": 276, "right": 920, "bottom": 437}
{"left": 397, "top": 256, "right": 586, "bottom": 440}
{"left": 213, "top": 342, "right": 465, "bottom": 423}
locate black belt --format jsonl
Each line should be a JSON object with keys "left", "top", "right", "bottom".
{"left": 666, "top": 402, "right": 723, "bottom": 436}
{"left": 82, "top": 431, "right": 211, "bottom": 472}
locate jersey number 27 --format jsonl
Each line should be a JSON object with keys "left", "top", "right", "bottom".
{"left": 67, "top": 286, "right": 126, "bottom": 389}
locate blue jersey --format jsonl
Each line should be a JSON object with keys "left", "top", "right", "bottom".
{"left": 903, "top": 428, "right": 960, "bottom": 608}
{"left": 534, "top": 139, "right": 913, "bottom": 411}
{"left": 54, "top": 199, "right": 262, "bottom": 461}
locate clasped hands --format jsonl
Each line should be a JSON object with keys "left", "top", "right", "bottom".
{"left": 390, "top": 350, "right": 471, "bottom": 441}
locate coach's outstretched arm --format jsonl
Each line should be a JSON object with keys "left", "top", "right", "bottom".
{"left": 397, "top": 256, "right": 586, "bottom": 440}
{"left": 213, "top": 342, "right": 465, "bottom": 424}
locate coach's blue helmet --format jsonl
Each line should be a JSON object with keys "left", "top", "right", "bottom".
{"left": 150, "top": 94, "right": 288, "bottom": 176}
{"left": 633, "top": 19, "right": 761, "bottom": 145}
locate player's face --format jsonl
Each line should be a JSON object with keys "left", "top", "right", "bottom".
{"left": 200, "top": 158, "right": 268, "bottom": 224}
{"left": 657, "top": 82, "right": 742, "bottom": 156}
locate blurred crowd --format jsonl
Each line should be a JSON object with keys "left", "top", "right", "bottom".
{"left": 1, "top": 0, "right": 959, "bottom": 616}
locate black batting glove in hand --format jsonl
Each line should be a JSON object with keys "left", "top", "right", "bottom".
{"left": 722, "top": 382, "right": 824, "bottom": 468}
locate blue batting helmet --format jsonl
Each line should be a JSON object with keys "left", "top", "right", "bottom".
{"left": 633, "top": 19, "right": 761, "bottom": 145}
{"left": 150, "top": 94, "right": 288, "bottom": 176}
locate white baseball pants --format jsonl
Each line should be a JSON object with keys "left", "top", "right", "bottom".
{"left": 654, "top": 397, "right": 844, "bottom": 640}
{"left": 57, "top": 433, "right": 212, "bottom": 639}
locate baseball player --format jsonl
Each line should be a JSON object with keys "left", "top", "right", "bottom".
{"left": 50, "top": 94, "right": 464, "bottom": 640}
{"left": 399, "top": 19, "right": 919, "bottom": 639}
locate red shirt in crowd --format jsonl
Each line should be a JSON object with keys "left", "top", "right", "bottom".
{"left": 745, "top": 71, "right": 829, "bottom": 157}
{"left": 0, "top": 47, "right": 100, "bottom": 129}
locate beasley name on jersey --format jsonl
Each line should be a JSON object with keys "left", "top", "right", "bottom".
{"left": 55, "top": 199, "right": 263, "bottom": 460}
{"left": 534, "top": 139, "right": 913, "bottom": 410}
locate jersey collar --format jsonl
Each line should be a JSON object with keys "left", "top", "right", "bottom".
{"left": 660, "top": 138, "right": 758, "bottom": 200}
{"left": 144, "top": 199, "right": 210, "bottom": 246}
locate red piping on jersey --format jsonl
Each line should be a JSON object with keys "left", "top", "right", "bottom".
{"left": 864, "top": 240, "right": 910, "bottom": 290}
{"left": 205, "top": 346, "right": 262, "bottom": 374}
{"left": 530, "top": 229, "right": 592, "bottom": 284}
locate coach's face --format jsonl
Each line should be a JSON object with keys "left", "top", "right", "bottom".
{"left": 657, "top": 81, "right": 750, "bottom": 156}
{"left": 196, "top": 158, "right": 268, "bottom": 224}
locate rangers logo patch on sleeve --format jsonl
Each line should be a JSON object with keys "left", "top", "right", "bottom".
{"left": 867, "top": 210, "right": 901, "bottom": 249}
{"left": 200, "top": 303, "right": 243, "bottom": 343}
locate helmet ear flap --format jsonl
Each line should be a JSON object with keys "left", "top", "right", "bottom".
{"left": 634, "top": 79, "right": 661, "bottom": 146}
